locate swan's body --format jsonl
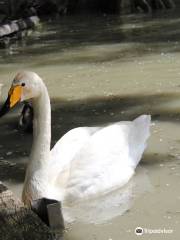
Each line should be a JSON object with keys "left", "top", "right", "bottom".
{"left": 0, "top": 72, "right": 151, "bottom": 206}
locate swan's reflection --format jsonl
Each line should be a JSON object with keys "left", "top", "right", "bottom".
{"left": 63, "top": 166, "right": 152, "bottom": 224}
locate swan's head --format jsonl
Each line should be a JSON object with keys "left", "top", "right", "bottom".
{"left": 0, "top": 71, "right": 42, "bottom": 117}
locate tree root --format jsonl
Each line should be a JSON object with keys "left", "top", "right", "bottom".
{"left": 128, "top": 0, "right": 175, "bottom": 13}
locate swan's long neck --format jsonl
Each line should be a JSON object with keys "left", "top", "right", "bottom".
{"left": 30, "top": 84, "right": 51, "bottom": 166}
{"left": 22, "top": 82, "right": 52, "bottom": 204}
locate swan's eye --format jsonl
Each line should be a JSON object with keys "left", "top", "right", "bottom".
{"left": 21, "top": 83, "right": 25, "bottom": 87}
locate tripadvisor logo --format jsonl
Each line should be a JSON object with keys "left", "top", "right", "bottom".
{"left": 134, "top": 227, "right": 173, "bottom": 235}
{"left": 135, "top": 227, "right": 144, "bottom": 236}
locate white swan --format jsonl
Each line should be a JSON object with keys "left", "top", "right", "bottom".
{"left": 0, "top": 71, "right": 151, "bottom": 206}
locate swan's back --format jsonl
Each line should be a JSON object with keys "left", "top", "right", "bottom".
{"left": 51, "top": 115, "right": 151, "bottom": 204}
{"left": 128, "top": 115, "right": 151, "bottom": 168}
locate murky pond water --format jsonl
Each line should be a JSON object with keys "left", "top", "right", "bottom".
{"left": 1, "top": 10, "right": 180, "bottom": 240}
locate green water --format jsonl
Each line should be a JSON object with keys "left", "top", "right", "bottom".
{"left": 0, "top": 11, "right": 180, "bottom": 240}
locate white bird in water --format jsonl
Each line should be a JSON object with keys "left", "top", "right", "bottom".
{"left": 0, "top": 71, "right": 151, "bottom": 208}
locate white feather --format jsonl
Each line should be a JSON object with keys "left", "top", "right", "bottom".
{"left": 50, "top": 115, "right": 151, "bottom": 204}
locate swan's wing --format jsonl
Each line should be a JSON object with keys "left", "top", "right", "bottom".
{"left": 63, "top": 115, "right": 151, "bottom": 203}
{"left": 49, "top": 126, "right": 102, "bottom": 200}
{"left": 50, "top": 126, "right": 101, "bottom": 173}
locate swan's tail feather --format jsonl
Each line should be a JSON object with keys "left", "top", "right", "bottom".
{"left": 130, "top": 115, "right": 151, "bottom": 168}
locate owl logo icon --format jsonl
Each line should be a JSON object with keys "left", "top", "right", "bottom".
{"left": 135, "top": 227, "right": 144, "bottom": 236}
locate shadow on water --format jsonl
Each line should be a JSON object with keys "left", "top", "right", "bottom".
{"left": 0, "top": 91, "right": 180, "bottom": 183}
{"left": 0, "top": 160, "right": 25, "bottom": 182}
{"left": 51, "top": 91, "right": 180, "bottom": 140}
{"left": 1, "top": 11, "right": 180, "bottom": 65}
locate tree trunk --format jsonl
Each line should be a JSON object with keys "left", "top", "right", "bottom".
{"left": 0, "top": 183, "right": 59, "bottom": 240}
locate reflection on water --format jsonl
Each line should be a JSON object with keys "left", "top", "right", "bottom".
{"left": 0, "top": 9, "right": 180, "bottom": 240}
{"left": 63, "top": 166, "right": 152, "bottom": 225}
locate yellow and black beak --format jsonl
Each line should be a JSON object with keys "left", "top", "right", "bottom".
{"left": 0, "top": 85, "right": 22, "bottom": 117}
